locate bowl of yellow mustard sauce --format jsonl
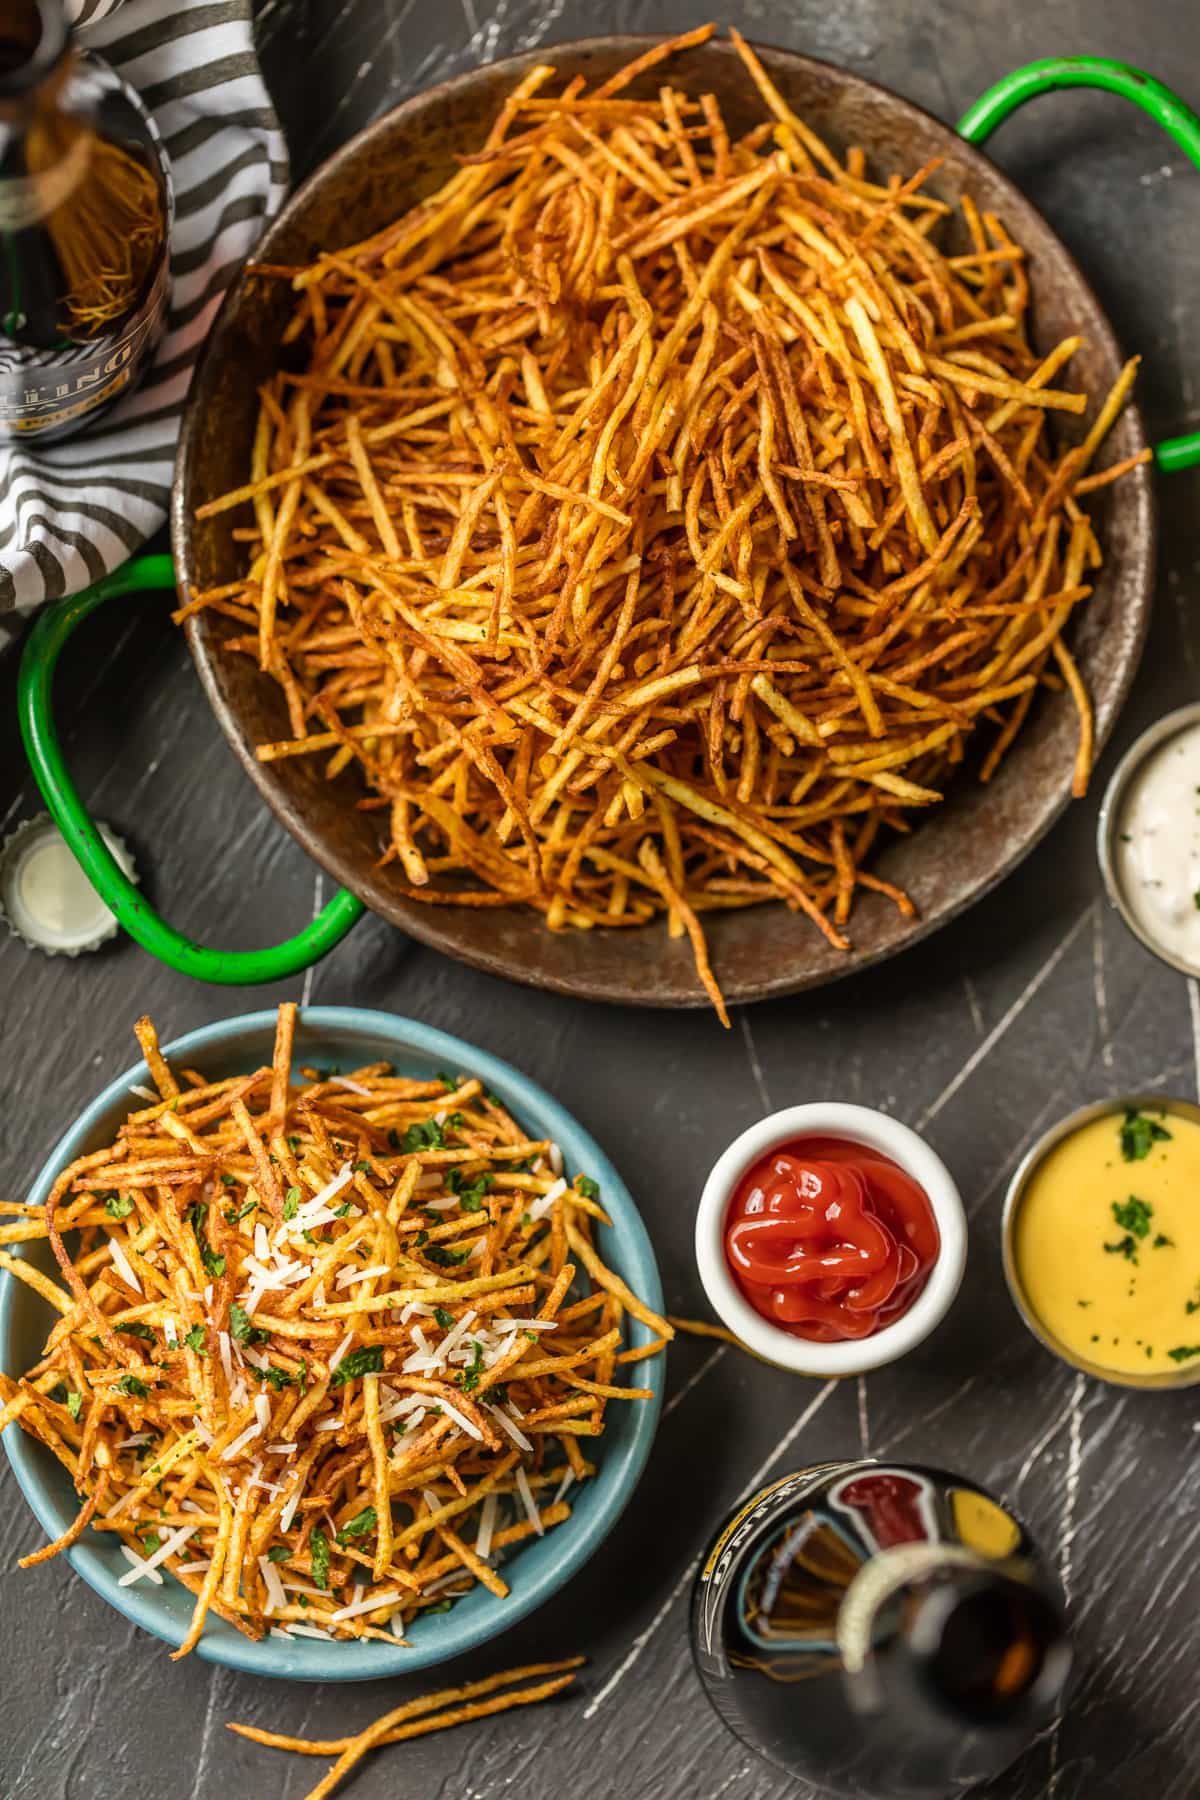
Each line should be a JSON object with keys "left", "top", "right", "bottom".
{"left": 1002, "top": 1096, "right": 1200, "bottom": 1388}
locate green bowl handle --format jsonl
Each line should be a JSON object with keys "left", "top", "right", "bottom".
{"left": 957, "top": 56, "right": 1200, "bottom": 474}
{"left": 17, "top": 552, "right": 365, "bottom": 984}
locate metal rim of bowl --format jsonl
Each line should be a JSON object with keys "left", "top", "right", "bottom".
{"left": 174, "top": 32, "right": 1155, "bottom": 1010}
{"left": 0, "top": 1006, "right": 665, "bottom": 1680}
{"left": 1001, "top": 1092, "right": 1200, "bottom": 1390}
{"left": 1096, "top": 701, "right": 1200, "bottom": 980}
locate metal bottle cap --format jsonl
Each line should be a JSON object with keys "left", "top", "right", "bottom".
{"left": 0, "top": 813, "right": 137, "bottom": 956}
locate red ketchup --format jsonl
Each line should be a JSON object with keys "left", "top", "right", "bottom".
{"left": 724, "top": 1136, "right": 940, "bottom": 1342}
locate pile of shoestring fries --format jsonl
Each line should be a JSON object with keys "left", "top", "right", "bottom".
{"left": 183, "top": 23, "right": 1146, "bottom": 1023}
{"left": 0, "top": 1004, "right": 668, "bottom": 1658}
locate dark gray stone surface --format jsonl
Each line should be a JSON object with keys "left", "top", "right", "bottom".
{"left": 2, "top": 2, "right": 1199, "bottom": 1796}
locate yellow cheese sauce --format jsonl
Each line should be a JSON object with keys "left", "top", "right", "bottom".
{"left": 1013, "top": 1106, "right": 1200, "bottom": 1377}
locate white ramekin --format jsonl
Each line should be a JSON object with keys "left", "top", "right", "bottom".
{"left": 695, "top": 1103, "right": 967, "bottom": 1376}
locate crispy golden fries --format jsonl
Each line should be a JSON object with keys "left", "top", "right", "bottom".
{"left": 186, "top": 24, "right": 1146, "bottom": 1022}
{"left": 2, "top": 1007, "right": 668, "bottom": 1655}
{"left": 230, "top": 1656, "right": 585, "bottom": 1800}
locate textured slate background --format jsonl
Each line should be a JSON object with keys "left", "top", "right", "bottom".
{"left": 2, "top": 3, "right": 1200, "bottom": 1796}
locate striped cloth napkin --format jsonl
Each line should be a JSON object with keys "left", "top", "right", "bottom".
{"left": 0, "top": 0, "right": 288, "bottom": 647}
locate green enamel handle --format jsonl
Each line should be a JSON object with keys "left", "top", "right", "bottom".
{"left": 958, "top": 56, "right": 1200, "bottom": 473}
{"left": 17, "top": 553, "right": 365, "bottom": 983}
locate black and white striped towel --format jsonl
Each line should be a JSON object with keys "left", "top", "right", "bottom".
{"left": 0, "top": 0, "right": 288, "bottom": 648}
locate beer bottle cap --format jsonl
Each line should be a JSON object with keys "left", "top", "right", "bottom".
{"left": 0, "top": 813, "right": 137, "bottom": 956}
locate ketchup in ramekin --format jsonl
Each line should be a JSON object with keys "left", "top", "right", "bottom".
{"left": 724, "top": 1135, "right": 941, "bottom": 1342}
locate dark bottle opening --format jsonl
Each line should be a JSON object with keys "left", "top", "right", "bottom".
{"left": 0, "top": 0, "right": 68, "bottom": 93}
{"left": 912, "top": 1577, "right": 1068, "bottom": 1726}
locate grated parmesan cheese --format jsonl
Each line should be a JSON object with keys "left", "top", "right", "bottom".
{"left": 486, "top": 1404, "right": 533, "bottom": 1453}
{"left": 221, "top": 1418, "right": 264, "bottom": 1462}
{"left": 514, "top": 1463, "right": 544, "bottom": 1537}
{"left": 107, "top": 1235, "right": 141, "bottom": 1294}
{"left": 328, "top": 1588, "right": 404, "bottom": 1623}
{"left": 474, "top": 1492, "right": 499, "bottom": 1560}
{"left": 118, "top": 1523, "right": 197, "bottom": 1587}
{"left": 258, "top": 1553, "right": 287, "bottom": 1615}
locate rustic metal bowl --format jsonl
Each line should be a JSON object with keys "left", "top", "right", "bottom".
{"left": 173, "top": 36, "right": 1154, "bottom": 1009}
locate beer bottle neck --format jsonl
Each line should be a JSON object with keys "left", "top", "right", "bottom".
{"left": 0, "top": 0, "right": 69, "bottom": 89}
{"left": 839, "top": 1544, "right": 1071, "bottom": 1731}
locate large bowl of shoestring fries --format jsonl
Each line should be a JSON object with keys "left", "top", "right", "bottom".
{"left": 174, "top": 25, "right": 1153, "bottom": 1016}
{"left": 0, "top": 1004, "right": 667, "bottom": 1678}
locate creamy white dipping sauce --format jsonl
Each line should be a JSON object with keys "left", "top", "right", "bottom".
{"left": 1115, "top": 720, "right": 1200, "bottom": 970}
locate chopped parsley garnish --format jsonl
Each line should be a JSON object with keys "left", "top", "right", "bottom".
{"left": 1187, "top": 1298, "right": 1200, "bottom": 1315}
{"left": 259, "top": 1361, "right": 308, "bottom": 1393}
{"left": 1167, "top": 1345, "right": 1200, "bottom": 1363}
{"left": 335, "top": 1506, "right": 377, "bottom": 1545}
{"left": 387, "top": 1128, "right": 401, "bottom": 1150}
{"left": 438, "top": 1072, "right": 457, "bottom": 1092}
{"left": 1103, "top": 1234, "right": 1138, "bottom": 1263}
{"left": 103, "top": 1192, "right": 134, "bottom": 1219}
{"left": 220, "top": 1173, "right": 236, "bottom": 1188}
{"left": 183, "top": 1325, "right": 208, "bottom": 1355}
{"left": 426, "top": 1245, "right": 471, "bottom": 1268}
{"left": 1111, "top": 1196, "right": 1153, "bottom": 1239}
{"left": 458, "top": 1341, "right": 486, "bottom": 1392}
{"left": 426, "top": 1599, "right": 453, "bottom": 1614}
{"left": 310, "top": 1526, "right": 330, "bottom": 1590}
{"left": 267, "top": 1545, "right": 291, "bottom": 1563}
{"left": 116, "top": 1321, "right": 156, "bottom": 1342}
{"left": 447, "top": 1168, "right": 491, "bottom": 1212}
{"left": 1194, "top": 889, "right": 1200, "bottom": 911}
{"left": 116, "top": 1374, "right": 150, "bottom": 1398}
{"left": 332, "top": 1200, "right": 352, "bottom": 1218}
{"left": 283, "top": 1186, "right": 302, "bottom": 1221}
{"left": 185, "top": 1203, "right": 226, "bottom": 1279}
{"left": 354, "top": 1159, "right": 372, "bottom": 1174}
{"left": 434, "top": 1307, "right": 455, "bottom": 1330}
{"left": 575, "top": 1174, "right": 600, "bottom": 1200}
{"left": 1119, "top": 1109, "right": 1172, "bottom": 1162}
{"left": 142, "top": 1533, "right": 161, "bottom": 1556}
{"left": 412, "top": 1230, "right": 429, "bottom": 1248}
{"left": 287, "top": 1134, "right": 301, "bottom": 1154}
{"left": 65, "top": 1390, "right": 83, "bottom": 1420}
{"left": 400, "top": 1119, "right": 446, "bottom": 1153}
{"left": 330, "top": 1346, "right": 384, "bottom": 1386}
{"left": 229, "top": 1303, "right": 268, "bottom": 1346}
{"left": 1154, "top": 1233, "right": 1173, "bottom": 1249}
{"left": 223, "top": 1198, "right": 256, "bottom": 1226}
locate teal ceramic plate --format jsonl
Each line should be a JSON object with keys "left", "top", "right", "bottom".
{"left": 0, "top": 1007, "right": 665, "bottom": 1681}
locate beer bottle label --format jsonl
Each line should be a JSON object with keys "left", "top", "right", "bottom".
{"left": 694, "top": 1460, "right": 858, "bottom": 1665}
{"left": 0, "top": 256, "right": 168, "bottom": 436}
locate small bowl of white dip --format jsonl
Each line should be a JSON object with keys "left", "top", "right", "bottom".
{"left": 1098, "top": 702, "right": 1200, "bottom": 976}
